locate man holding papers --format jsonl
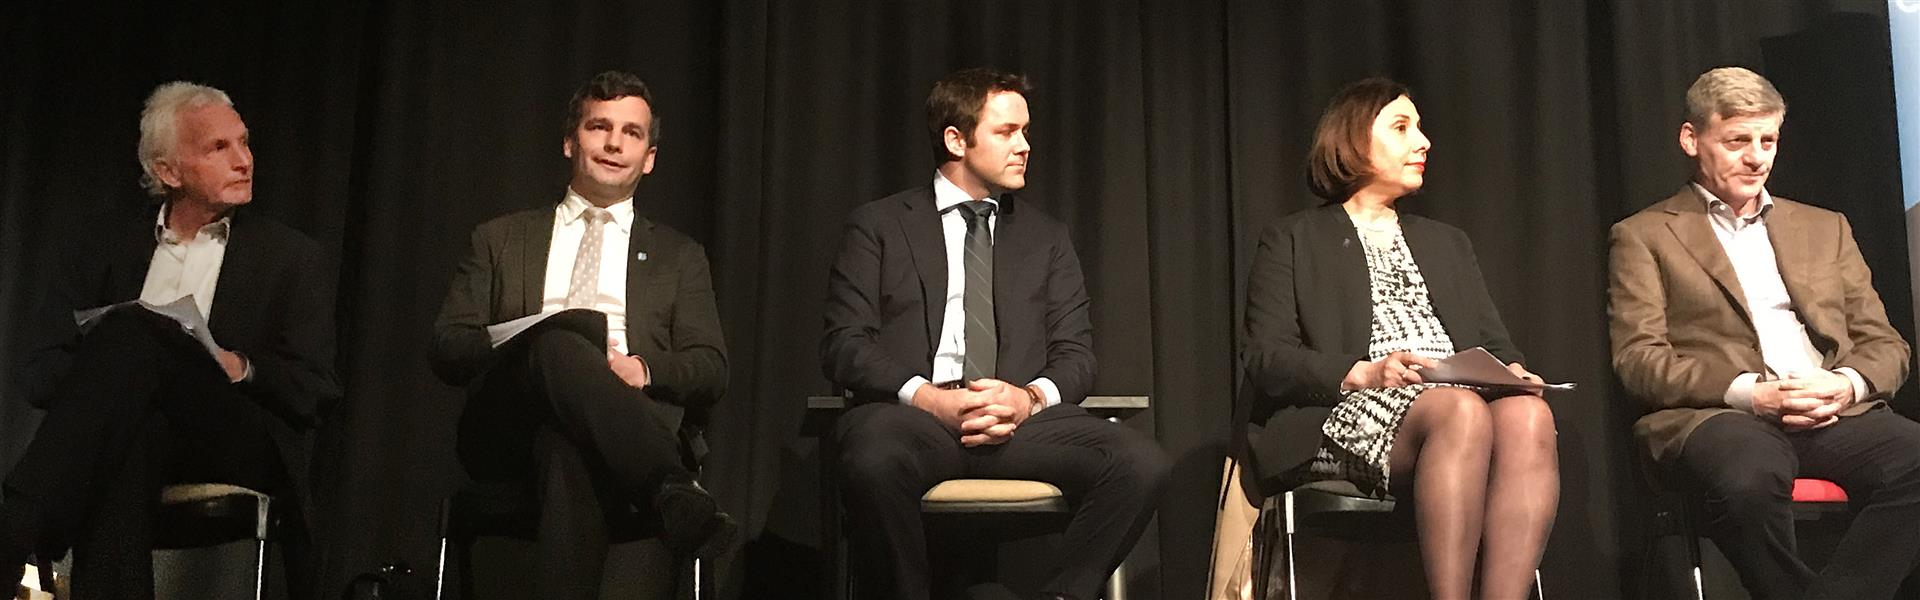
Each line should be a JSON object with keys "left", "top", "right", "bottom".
{"left": 1608, "top": 66, "right": 1920, "bottom": 598}
{"left": 430, "top": 70, "right": 732, "bottom": 598}
{"left": 2, "top": 82, "right": 339, "bottom": 597}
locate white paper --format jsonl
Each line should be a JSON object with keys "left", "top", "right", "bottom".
{"left": 486, "top": 311, "right": 563, "bottom": 348}
{"left": 74, "top": 296, "right": 223, "bottom": 361}
{"left": 1417, "top": 347, "right": 1576, "bottom": 391}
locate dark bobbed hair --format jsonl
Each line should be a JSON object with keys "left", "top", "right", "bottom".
{"left": 1306, "top": 77, "right": 1411, "bottom": 201}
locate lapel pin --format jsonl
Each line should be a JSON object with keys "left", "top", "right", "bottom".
{"left": 635, "top": 251, "right": 648, "bottom": 261}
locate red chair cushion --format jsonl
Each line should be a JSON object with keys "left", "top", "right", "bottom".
{"left": 1792, "top": 478, "right": 1848, "bottom": 503}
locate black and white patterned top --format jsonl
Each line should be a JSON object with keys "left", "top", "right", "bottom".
{"left": 1300, "top": 223, "right": 1455, "bottom": 497}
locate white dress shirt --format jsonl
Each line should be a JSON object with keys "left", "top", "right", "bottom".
{"left": 895, "top": 172, "right": 1061, "bottom": 409}
{"left": 140, "top": 206, "right": 229, "bottom": 320}
{"left": 140, "top": 204, "right": 250, "bottom": 380}
{"left": 541, "top": 189, "right": 634, "bottom": 354}
{"left": 1695, "top": 184, "right": 1869, "bottom": 411}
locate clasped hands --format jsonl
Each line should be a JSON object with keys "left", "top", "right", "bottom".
{"left": 605, "top": 337, "right": 651, "bottom": 389}
{"left": 1340, "top": 351, "right": 1542, "bottom": 391}
{"left": 1753, "top": 370, "right": 1855, "bottom": 432}
{"left": 913, "top": 379, "right": 1039, "bottom": 447}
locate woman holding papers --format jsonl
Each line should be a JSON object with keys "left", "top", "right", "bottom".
{"left": 1236, "top": 78, "right": 1557, "bottom": 599}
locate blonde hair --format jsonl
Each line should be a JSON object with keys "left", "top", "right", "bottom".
{"left": 1684, "top": 67, "right": 1786, "bottom": 131}
{"left": 138, "top": 82, "right": 233, "bottom": 197}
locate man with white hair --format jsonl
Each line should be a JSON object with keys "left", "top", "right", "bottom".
{"left": 1609, "top": 66, "right": 1920, "bottom": 598}
{"left": 2, "top": 82, "right": 338, "bottom": 598}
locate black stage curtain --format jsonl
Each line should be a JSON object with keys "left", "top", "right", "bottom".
{"left": 2, "top": 1, "right": 1908, "bottom": 598}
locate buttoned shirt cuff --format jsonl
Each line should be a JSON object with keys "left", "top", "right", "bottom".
{"left": 899, "top": 376, "right": 931, "bottom": 405}
{"left": 1028, "top": 377, "right": 1062, "bottom": 409}
{"left": 1724, "top": 372, "right": 1760, "bottom": 413}
{"left": 1835, "top": 367, "right": 1870, "bottom": 404}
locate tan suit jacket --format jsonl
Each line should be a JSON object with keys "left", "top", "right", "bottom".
{"left": 1608, "top": 187, "right": 1909, "bottom": 463}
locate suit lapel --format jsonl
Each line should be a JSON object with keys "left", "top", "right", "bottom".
{"left": 517, "top": 209, "right": 552, "bottom": 317}
{"left": 1318, "top": 206, "right": 1371, "bottom": 348}
{"left": 1662, "top": 191, "right": 1754, "bottom": 322}
{"left": 1764, "top": 201, "right": 1818, "bottom": 315}
{"left": 110, "top": 209, "right": 160, "bottom": 301}
{"left": 208, "top": 210, "right": 258, "bottom": 334}
{"left": 899, "top": 189, "right": 947, "bottom": 358}
{"left": 624, "top": 214, "right": 656, "bottom": 334}
{"left": 989, "top": 193, "right": 1021, "bottom": 363}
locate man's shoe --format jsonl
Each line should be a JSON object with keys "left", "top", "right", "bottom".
{"left": 653, "top": 479, "right": 737, "bottom": 559}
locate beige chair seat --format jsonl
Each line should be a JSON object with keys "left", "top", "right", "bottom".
{"left": 921, "top": 479, "right": 1067, "bottom": 514}
{"left": 160, "top": 483, "right": 269, "bottom": 505}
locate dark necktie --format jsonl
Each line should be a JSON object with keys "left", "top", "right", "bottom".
{"left": 959, "top": 200, "right": 996, "bottom": 380}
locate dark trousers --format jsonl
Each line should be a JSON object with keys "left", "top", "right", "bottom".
{"left": 834, "top": 401, "right": 1171, "bottom": 600}
{"left": 1, "top": 308, "right": 296, "bottom": 599}
{"left": 1677, "top": 408, "right": 1920, "bottom": 599}
{"left": 456, "top": 328, "right": 689, "bottom": 600}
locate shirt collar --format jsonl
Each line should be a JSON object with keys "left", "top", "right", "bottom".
{"left": 153, "top": 203, "right": 232, "bottom": 245}
{"left": 560, "top": 188, "right": 636, "bottom": 233}
{"left": 1693, "top": 182, "right": 1773, "bottom": 228}
{"left": 932, "top": 171, "right": 999, "bottom": 213}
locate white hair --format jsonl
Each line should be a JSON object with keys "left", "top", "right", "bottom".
{"left": 138, "top": 81, "right": 233, "bottom": 197}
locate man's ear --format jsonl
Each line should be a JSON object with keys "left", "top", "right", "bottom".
{"left": 563, "top": 135, "right": 577, "bottom": 159}
{"left": 1678, "top": 121, "right": 1699, "bottom": 158}
{"left": 943, "top": 125, "right": 968, "bottom": 161}
{"left": 152, "top": 158, "right": 183, "bottom": 189}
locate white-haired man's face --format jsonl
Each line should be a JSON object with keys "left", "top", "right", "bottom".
{"left": 154, "top": 103, "right": 254, "bottom": 210}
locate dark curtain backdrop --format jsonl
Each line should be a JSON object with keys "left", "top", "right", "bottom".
{"left": 3, "top": 1, "right": 1909, "bottom": 598}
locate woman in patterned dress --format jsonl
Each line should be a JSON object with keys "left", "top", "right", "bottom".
{"left": 1239, "top": 78, "right": 1559, "bottom": 599}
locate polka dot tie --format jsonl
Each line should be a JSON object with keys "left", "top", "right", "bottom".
{"left": 566, "top": 207, "right": 613, "bottom": 309}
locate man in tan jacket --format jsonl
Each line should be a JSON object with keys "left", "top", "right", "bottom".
{"left": 1609, "top": 66, "right": 1920, "bottom": 599}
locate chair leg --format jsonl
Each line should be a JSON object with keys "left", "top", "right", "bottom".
{"left": 1104, "top": 558, "right": 1127, "bottom": 600}
{"left": 1683, "top": 506, "right": 1704, "bottom": 600}
{"left": 1283, "top": 492, "right": 1298, "bottom": 600}
{"left": 253, "top": 538, "right": 269, "bottom": 600}
{"left": 435, "top": 534, "right": 451, "bottom": 600}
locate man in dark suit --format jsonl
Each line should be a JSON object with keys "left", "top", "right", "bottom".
{"left": 1, "top": 82, "right": 339, "bottom": 598}
{"left": 430, "top": 70, "right": 732, "bottom": 599}
{"left": 821, "top": 67, "right": 1170, "bottom": 600}
{"left": 1609, "top": 66, "right": 1920, "bottom": 598}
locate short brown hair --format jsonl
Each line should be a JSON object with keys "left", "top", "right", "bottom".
{"left": 1306, "top": 77, "right": 1411, "bottom": 201}
{"left": 1685, "top": 66, "right": 1785, "bottom": 131}
{"left": 565, "top": 70, "right": 660, "bottom": 145}
{"left": 926, "top": 68, "right": 1031, "bottom": 166}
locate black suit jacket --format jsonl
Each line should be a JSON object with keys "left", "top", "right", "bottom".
{"left": 820, "top": 186, "right": 1095, "bottom": 405}
{"left": 430, "top": 204, "right": 728, "bottom": 442}
{"left": 16, "top": 203, "right": 341, "bottom": 512}
{"left": 1237, "top": 203, "right": 1522, "bottom": 497}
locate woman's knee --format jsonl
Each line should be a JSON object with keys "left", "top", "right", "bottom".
{"left": 1412, "top": 387, "right": 1493, "bottom": 445}
{"left": 1491, "top": 395, "right": 1557, "bottom": 447}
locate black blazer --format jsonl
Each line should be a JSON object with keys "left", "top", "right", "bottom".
{"left": 16, "top": 203, "right": 341, "bottom": 513}
{"left": 820, "top": 186, "right": 1095, "bottom": 405}
{"left": 430, "top": 204, "right": 728, "bottom": 445}
{"left": 1237, "top": 203, "right": 1522, "bottom": 497}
